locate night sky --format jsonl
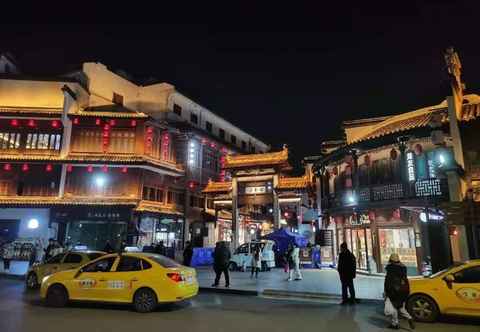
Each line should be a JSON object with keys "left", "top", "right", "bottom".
{"left": 2, "top": 2, "right": 480, "bottom": 174}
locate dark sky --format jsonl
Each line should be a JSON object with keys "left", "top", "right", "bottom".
{"left": 2, "top": 2, "right": 480, "bottom": 173}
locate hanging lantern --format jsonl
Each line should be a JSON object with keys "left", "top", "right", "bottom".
{"left": 414, "top": 143, "right": 423, "bottom": 156}
{"left": 130, "top": 120, "right": 137, "bottom": 127}
{"left": 95, "top": 118, "right": 101, "bottom": 126}
{"left": 67, "top": 165, "right": 73, "bottom": 172}
{"left": 51, "top": 120, "right": 60, "bottom": 128}
{"left": 10, "top": 119, "right": 18, "bottom": 127}
{"left": 109, "top": 119, "right": 116, "bottom": 126}
{"left": 27, "top": 119, "right": 36, "bottom": 127}
{"left": 364, "top": 154, "right": 371, "bottom": 166}
{"left": 73, "top": 117, "right": 80, "bottom": 125}
{"left": 102, "top": 165, "right": 108, "bottom": 173}
{"left": 45, "top": 164, "right": 53, "bottom": 172}
{"left": 121, "top": 166, "right": 128, "bottom": 174}
{"left": 87, "top": 165, "right": 93, "bottom": 173}
{"left": 103, "top": 124, "right": 110, "bottom": 131}
{"left": 3, "top": 163, "right": 11, "bottom": 171}
{"left": 22, "top": 163, "right": 29, "bottom": 172}
{"left": 390, "top": 148, "right": 398, "bottom": 160}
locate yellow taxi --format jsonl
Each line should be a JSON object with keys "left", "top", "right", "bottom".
{"left": 407, "top": 260, "right": 480, "bottom": 322}
{"left": 40, "top": 252, "right": 198, "bottom": 313}
{"left": 26, "top": 251, "right": 105, "bottom": 289}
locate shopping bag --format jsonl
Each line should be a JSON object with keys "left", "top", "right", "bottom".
{"left": 384, "top": 297, "right": 396, "bottom": 316}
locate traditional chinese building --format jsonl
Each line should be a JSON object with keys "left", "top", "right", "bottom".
{"left": 0, "top": 55, "right": 268, "bottom": 271}
{"left": 202, "top": 146, "right": 312, "bottom": 248}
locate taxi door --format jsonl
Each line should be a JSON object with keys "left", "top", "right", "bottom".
{"left": 101, "top": 255, "right": 146, "bottom": 302}
{"left": 69, "top": 256, "right": 118, "bottom": 301}
{"left": 443, "top": 265, "right": 480, "bottom": 316}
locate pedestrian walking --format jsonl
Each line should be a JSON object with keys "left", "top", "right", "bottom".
{"left": 250, "top": 247, "right": 262, "bottom": 278}
{"left": 384, "top": 253, "right": 415, "bottom": 330}
{"left": 212, "top": 241, "right": 231, "bottom": 288}
{"left": 183, "top": 241, "right": 193, "bottom": 267}
{"left": 337, "top": 242, "right": 357, "bottom": 305}
{"left": 287, "top": 242, "right": 302, "bottom": 281}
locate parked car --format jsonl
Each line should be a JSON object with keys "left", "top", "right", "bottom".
{"left": 229, "top": 240, "right": 275, "bottom": 271}
{"left": 407, "top": 259, "right": 480, "bottom": 322}
{"left": 26, "top": 251, "right": 105, "bottom": 289}
{"left": 40, "top": 253, "right": 198, "bottom": 313}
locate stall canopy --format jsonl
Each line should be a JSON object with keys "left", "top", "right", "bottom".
{"left": 262, "top": 228, "right": 308, "bottom": 254}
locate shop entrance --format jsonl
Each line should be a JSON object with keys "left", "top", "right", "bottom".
{"left": 66, "top": 220, "right": 127, "bottom": 251}
{"left": 0, "top": 220, "right": 19, "bottom": 243}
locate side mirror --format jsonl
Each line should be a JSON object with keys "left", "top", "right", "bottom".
{"left": 74, "top": 268, "right": 83, "bottom": 278}
{"left": 444, "top": 274, "right": 454, "bottom": 288}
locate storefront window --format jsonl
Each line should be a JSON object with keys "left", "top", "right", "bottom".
{"left": 379, "top": 227, "right": 417, "bottom": 275}
{"left": 66, "top": 220, "right": 127, "bottom": 251}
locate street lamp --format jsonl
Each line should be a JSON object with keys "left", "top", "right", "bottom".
{"left": 95, "top": 176, "right": 106, "bottom": 187}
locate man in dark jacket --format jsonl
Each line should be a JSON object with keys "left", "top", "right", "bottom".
{"left": 212, "top": 241, "right": 231, "bottom": 287}
{"left": 337, "top": 242, "right": 357, "bottom": 305}
{"left": 183, "top": 241, "right": 193, "bottom": 267}
{"left": 103, "top": 240, "right": 114, "bottom": 253}
{"left": 384, "top": 253, "right": 415, "bottom": 330}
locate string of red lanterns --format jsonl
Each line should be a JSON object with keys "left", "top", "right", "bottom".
{"left": 8, "top": 119, "right": 62, "bottom": 128}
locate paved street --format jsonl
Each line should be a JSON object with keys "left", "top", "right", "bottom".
{"left": 0, "top": 279, "right": 478, "bottom": 332}
{"left": 196, "top": 267, "right": 385, "bottom": 300}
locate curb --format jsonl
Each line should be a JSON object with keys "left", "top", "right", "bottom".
{"left": 199, "top": 287, "right": 259, "bottom": 296}
{"left": 0, "top": 273, "right": 25, "bottom": 281}
{"left": 262, "top": 289, "right": 383, "bottom": 304}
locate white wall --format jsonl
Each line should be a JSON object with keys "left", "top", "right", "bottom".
{"left": 0, "top": 208, "right": 50, "bottom": 239}
{"left": 168, "top": 92, "right": 269, "bottom": 152}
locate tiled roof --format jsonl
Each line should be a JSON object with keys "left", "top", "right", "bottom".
{"left": 224, "top": 146, "right": 289, "bottom": 169}
{"left": 0, "top": 153, "right": 184, "bottom": 173}
{"left": 71, "top": 105, "right": 148, "bottom": 118}
{"left": 135, "top": 200, "right": 184, "bottom": 215}
{"left": 0, "top": 106, "right": 62, "bottom": 116}
{"left": 0, "top": 196, "right": 138, "bottom": 206}
{"left": 203, "top": 181, "right": 232, "bottom": 193}
{"left": 277, "top": 176, "right": 310, "bottom": 190}
{"left": 350, "top": 95, "right": 480, "bottom": 144}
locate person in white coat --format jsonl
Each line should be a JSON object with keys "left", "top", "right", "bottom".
{"left": 250, "top": 247, "right": 262, "bottom": 278}
{"left": 288, "top": 243, "right": 303, "bottom": 281}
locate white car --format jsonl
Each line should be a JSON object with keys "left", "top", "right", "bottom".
{"left": 229, "top": 240, "right": 275, "bottom": 271}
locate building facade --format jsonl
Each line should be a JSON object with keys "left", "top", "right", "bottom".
{"left": 0, "top": 56, "right": 267, "bottom": 274}
{"left": 310, "top": 95, "right": 480, "bottom": 276}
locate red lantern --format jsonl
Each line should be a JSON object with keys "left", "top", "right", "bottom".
{"left": 22, "top": 163, "right": 29, "bottom": 172}
{"left": 103, "top": 124, "right": 110, "bottom": 131}
{"left": 95, "top": 118, "right": 101, "bottom": 126}
{"left": 73, "top": 117, "right": 80, "bottom": 125}
{"left": 121, "top": 166, "right": 128, "bottom": 174}
{"left": 27, "top": 119, "right": 36, "bottom": 127}
{"left": 364, "top": 154, "right": 371, "bottom": 166}
{"left": 147, "top": 127, "right": 153, "bottom": 134}
{"left": 210, "top": 142, "right": 217, "bottom": 149}
{"left": 10, "top": 119, "right": 19, "bottom": 127}
{"left": 102, "top": 165, "right": 108, "bottom": 173}
{"left": 109, "top": 119, "right": 116, "bottom": 126}
{"left": 3, "top": 163, "right": 11, "bottom": 171}
{"left": 188, "top": 181, "right": 195, "bottom": 189}
{"left": 67, "top": 165, "right": 73, "bottom": 172}
{"left": 51, "top": 120, "right": 60, "bottom": 128}
{"left": 130, "top": 120, "right": 137, "bottom": 127}
{"left": 45, "top": 164, "right": 53, "bottom": 172}
{"left": 390, "top": 148, "right": 398, "bottom": 160}
{"left": 414, "top": 143, "right": 423, "bottom": 156}
{"left": 87, "top": 165, "right": 93, "bottom": 173}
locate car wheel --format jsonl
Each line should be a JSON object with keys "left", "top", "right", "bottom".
{"left": 228, "top": 262, "right": 238, "bottom": 271}
{"left": 46, "top": 284, "right": 69, "bottom": 308}
{"left": 133, "top": 288, "right": 158, "bottom": 313}
{"left": 407, "top": 294, "right": 439, "bottom": 323}
{"left": 26, "top": 272, "right": 39, "bottom": 289}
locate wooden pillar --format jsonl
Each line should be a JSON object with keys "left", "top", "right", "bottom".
{"left": 58, "top": 164, "right": 67, "bottom": 198}
{"left": 273, "top": 174, "right": 280, "bottom": 229}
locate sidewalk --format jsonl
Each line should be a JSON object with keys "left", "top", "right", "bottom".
{"left": 196, "top": 267, "right": 384, "bottom": 300}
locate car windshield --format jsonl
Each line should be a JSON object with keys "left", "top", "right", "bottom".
{"left": 430, "top": 262, "right": 465, "bottom": 278}
{"left": 146, "top": 254, "right": 181, "bottom": 268}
